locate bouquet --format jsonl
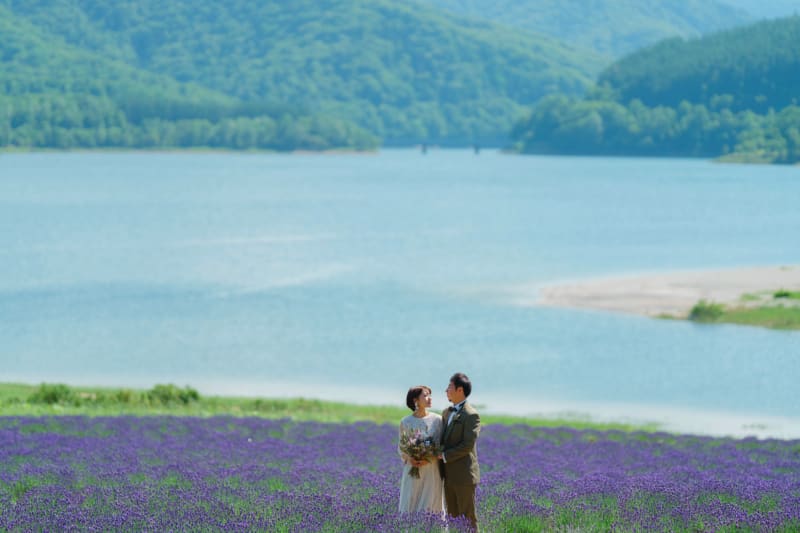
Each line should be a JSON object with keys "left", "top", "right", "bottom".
{"left": 399, "top": 428, "right": 442, "bottom": 478}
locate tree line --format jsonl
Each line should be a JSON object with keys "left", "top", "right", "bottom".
{"left": 512, "top": 95, "right": 800, "bottom": 163}
{"left": 0, "top": 94, "right": 377, "bottom": 151}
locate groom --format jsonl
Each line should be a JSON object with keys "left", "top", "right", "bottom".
{"left": 440, "top": 372, "right": 480, "bottom": 530}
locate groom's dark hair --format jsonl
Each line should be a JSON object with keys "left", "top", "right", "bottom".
{"left": 406, "top": 385, "right": 431, "bottom": 411}
{"left": 450, "top": 372, "right": 472, "bottom": 397}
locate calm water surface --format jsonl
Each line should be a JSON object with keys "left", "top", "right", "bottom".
{"left": 1, "top": 150, "right": 798, "bottom": 436}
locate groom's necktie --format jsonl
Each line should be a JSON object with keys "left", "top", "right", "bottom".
{"left": 447, "top": 405, "right": 460, "bottom": 425}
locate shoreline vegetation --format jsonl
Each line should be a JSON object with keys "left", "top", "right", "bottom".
{"left": 687, "top": 291, "right": 800, "bottom": 329}
{"left": 0, "top": 382, "right": 650, "bottom": 432}
{"left": 535, "top": 265, "right": 800, "bottom": 330}
{"left": 0, "top": 145, "right": 380, "bottom": 156}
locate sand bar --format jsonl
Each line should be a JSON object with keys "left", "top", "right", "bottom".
{"left": 535, "top": 265, "right": 800, "bottom": 317}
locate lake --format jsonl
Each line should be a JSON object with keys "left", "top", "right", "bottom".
{"left": 1, "top": 150, "right": 798, "bottom": 436}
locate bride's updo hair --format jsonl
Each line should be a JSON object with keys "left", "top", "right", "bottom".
{"left": 406, "top": 385, "right": 431, "bottom": 411}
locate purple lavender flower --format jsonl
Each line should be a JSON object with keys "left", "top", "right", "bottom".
{"left": 1, "top": 417, "right": 798, "bottom": 531}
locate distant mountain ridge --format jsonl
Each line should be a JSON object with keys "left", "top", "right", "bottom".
{"left": 419, "top": 0, "right": 752, "bottom": 58}
{"left": 1, "top": 0, "right": 600, "bottom": 146}
{"left": 718, "top": 0, "right": 799, "bottom": 19}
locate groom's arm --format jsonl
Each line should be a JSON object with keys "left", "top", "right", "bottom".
{"left": 443, "top": 411, "right": 480, "bottom": 464}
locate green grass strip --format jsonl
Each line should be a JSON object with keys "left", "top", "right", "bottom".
{"left": 0, "top": 382, "right": 653, "bottom": 431}
{"left": 688, "top": 301, "right": 800, "bottom": 330}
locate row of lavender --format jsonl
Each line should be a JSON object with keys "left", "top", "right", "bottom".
{"left": 1, "top": 416, "right": 799, "bottom": 531}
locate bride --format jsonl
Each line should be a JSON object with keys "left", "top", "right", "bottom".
{"left": 398, "top": 385, "right": 444, "bottom": 514}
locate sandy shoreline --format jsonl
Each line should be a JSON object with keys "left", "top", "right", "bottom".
{"left": 534, "top": 265, "right": 800, "bottom": 318}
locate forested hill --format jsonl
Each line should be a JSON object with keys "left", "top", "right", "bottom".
{"left": 598, "top": 16, "right": 800, "bottom": 112}
{"left": 420, "top": 0, "right": 750, "bottom": 58}
{"left": 0, "top": 3, "right": 378, "bottom": 151}
{"left": 1, "top": 0, "right": 599, "bottom": 148}
{"left": 511, "top": 16, "right": 800, "bottom": 164}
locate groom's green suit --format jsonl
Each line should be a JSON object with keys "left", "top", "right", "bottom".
{"left": 440, "top": 401, "right": 480, "bottom": 529}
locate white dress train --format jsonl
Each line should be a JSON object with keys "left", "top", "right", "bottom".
{"left": 398, "top": 413, "right": 445, "bottom": 514}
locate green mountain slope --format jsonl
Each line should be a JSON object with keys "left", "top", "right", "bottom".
{"left": 598, "top": 16, "right": 800, "bottom": 112}
{"left": 2, "top": 0, "right": 599, "bottom": 145}
{"left": 0, "top": 7, "right": 234, "bottom": 105}
{"left": 0, "top": 4, "right": 378, "bottom": 150}
{"left": 420, "top": 0, "right": 751, "bottom": 58}
{"left": 512, "top": 17, "right": 800, "bottom": 164}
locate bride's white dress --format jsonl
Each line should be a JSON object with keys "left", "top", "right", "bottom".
{"left": 398, "top": 413, "right": 444, "bottom": 514}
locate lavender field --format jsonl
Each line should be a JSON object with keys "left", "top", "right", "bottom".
{"left": 2, "top": 416, "right": 799, "bottom": 531}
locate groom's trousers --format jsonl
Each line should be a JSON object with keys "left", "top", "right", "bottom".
{"left": 445, "top": 482, "right": 477, "bottom": 530}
